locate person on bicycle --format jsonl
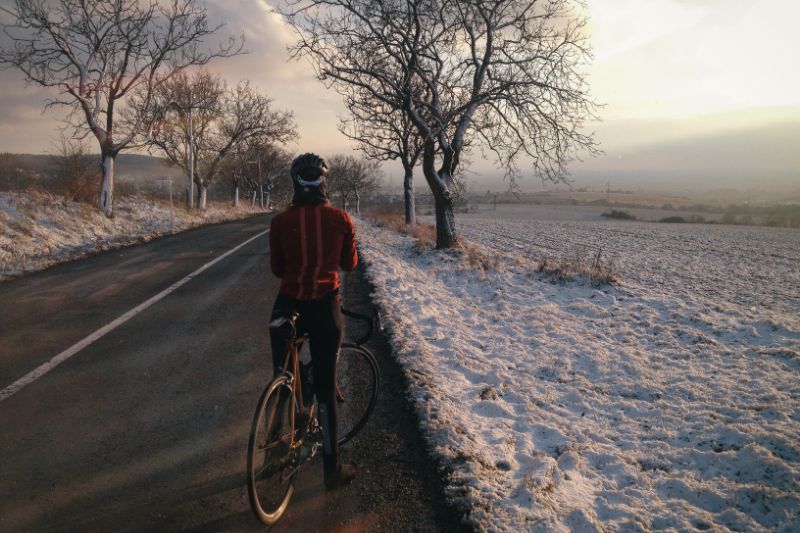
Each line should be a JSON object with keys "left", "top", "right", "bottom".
{"left": 269, "top": 152, "right": 359, "bottom": 490}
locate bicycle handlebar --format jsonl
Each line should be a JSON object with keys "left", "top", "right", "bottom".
{"left": 341, "top": 307, "right": 379, "bottom": 346}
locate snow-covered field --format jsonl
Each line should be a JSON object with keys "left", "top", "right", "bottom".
{"left": 356, "top": 210, "right": 799, "bottom": 532}
{"left": 0, "top": 191, "right": 262, "bottom": 280}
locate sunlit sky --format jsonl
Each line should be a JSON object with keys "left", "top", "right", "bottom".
{"left": 0, "top": 0, "right": 798, "bottom": 193}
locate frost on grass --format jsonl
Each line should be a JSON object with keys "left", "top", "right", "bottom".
{"left": 0, "top": 191, "right": 262, "bottom": 279}
{"left": 355, "top": 217, "right": 800, "bottom": 532}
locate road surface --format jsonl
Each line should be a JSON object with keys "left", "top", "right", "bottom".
{"left": 0, "top": 215, "right": 469, "bottom": 532}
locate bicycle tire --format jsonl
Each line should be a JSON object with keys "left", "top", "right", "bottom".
{"left": 336, "top": 343, "right": 380, "bottom": 445}
{"left": 246, "top": 374, "right": 296, "bottom": 525}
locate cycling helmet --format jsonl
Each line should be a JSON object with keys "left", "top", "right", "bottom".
{"left": 291, "top": 153, "right": 328, "bottom": 186}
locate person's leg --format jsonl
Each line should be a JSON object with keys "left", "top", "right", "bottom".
{"left": 269, "top": 293, "right": 297, "bottom": 377}
{"left": 307, "top": 293, "right": 354, "bottom": 487}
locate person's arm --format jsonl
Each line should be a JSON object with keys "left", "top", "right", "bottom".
{"left": 339, "top": 212, "right": 358, "bottom": 272}
{"left": 270, "top": 217, "right": 284, "bottom": 278}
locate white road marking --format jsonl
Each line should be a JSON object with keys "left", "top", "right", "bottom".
{"left": 0, "top": 230, "right": 269, "bottom": 403}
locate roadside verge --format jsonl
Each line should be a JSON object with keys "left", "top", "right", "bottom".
{"left": 338, "top": 261, "right": 474, "bottom": 532}
{"left": 0, "top": 190, "right": 264, "bottom": 281}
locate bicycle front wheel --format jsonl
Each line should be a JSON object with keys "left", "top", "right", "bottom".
{"left": 246, "top": 374, "right": 296, "bottom": 525}
{"left": 336, "top": 343, "right": 380, "bottom": 445}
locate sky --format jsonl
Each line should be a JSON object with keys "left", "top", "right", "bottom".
{"left": 0, "top": 0, "right": 798, "bottom": 196}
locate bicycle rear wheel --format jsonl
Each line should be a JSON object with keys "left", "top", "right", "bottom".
{"left": 336, "top": 343, "right": 380, "bottom": 445}
{"left": 247, "top": 375, "right": 296, "bottom": 525}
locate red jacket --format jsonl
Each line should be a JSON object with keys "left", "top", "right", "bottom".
{"left": 269, "top": 203, "right": 358, "bottom": 300}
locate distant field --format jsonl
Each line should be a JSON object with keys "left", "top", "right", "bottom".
{"left": 535, "top": 190, "right": 706, "bottom": 208}
{"left": 456, "top": 205, "right": 799, "bottom": 314}
{"left": 463, "top": 203, "right": 723, "bottom": 223}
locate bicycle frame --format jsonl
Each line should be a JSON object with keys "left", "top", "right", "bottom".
{"left": 278, "top": 324, "right": 314, "bottom": 451}
{"left": 270, "top": 307, "right": 378, "bottom": 450}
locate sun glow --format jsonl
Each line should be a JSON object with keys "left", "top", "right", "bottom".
{"left": 585, "top": 0, "right": 800, "bottom": 120}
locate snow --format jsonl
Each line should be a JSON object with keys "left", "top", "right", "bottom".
{"left": 0, "top": 191, "right": 263, "bottom": 280}
{"left": 355, "top": 211, "right": 800, "bottom": 532}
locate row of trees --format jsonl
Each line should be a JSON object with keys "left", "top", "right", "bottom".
{"left": 2, "top": 0, "right": 597, "bottom": 240}
{"left": 146, "top": 70, "right": 297, "bottom": 209}
{"left": 280, "top": 0, "right": 599, "bottom": 247}
{"left": 0, "top": 0, "right": 300, "bottom": 216}
{"left": 218, "top": 148, "right": 380, "bottom": 213}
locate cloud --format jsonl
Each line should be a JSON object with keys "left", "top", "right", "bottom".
{"left": 203, "top": 0, "right": 355, "bottom": 156}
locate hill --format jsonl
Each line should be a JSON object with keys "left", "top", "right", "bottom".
{"left": 4, "top": 152, "right": 173, "bottom": 181}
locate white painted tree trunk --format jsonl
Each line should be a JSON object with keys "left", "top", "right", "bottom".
{"left": 265, "top": 191, "right": 271, "bottom": 211}
{"left": 198, "top": 185, "right": 207, "bottom": 210}
{"left": 355, "top": 191, "right": 361, "bottom": 215}
{"left": 233, "top": 185, "right": 239, "bottom": 207}
{"left": 99, "top": 153, "right": 115, "bottom": 216}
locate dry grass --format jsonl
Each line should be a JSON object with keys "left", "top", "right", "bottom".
{"left": 363, "top": 209, "right": 615, "bottom": 283}
{"left": 536, "top": 250, "right": 617, "bottom": 287}
{"left": 366, "top": 210, "right": 437, "bottom": 252}
{"left": 365, "top": 209, "right": 499, "bottom": 271}
{"left": 456, "top": 239, "right": 500, "bottom": 271}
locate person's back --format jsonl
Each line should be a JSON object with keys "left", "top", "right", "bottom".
{"left": 270, "top": 202, "right": 357, "bottom": 301}
{"left": 268, "top": 152, "right": 358, "bottom": 490}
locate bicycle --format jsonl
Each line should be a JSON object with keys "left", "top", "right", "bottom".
{"left": 246, "top": 307, "right": 381, "bottom": 525}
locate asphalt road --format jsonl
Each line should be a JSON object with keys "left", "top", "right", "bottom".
{"left": 0, "top": 215, "right": 470, "bottom": 533}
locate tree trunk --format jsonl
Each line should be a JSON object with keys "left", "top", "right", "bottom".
{"left": 420, "top": 141, "right": 457, "bottom": 248}
{"left": 355, "top": 191, "right": 361, "bottom": 215}
{"left": 233, "top": 184, "right": 239, "bottom": 207}
{"left": 198, "top": 185, "right": 208, "bottom": 210}
{"left": 434, "top": 192, "right": 456, "bottom": 248}
{"left": 403, "top": 165, "right": 416, "bottom": 225}
{"left": 265, "top": 191, "right": 271, "bottom": 211}
{"left": 99, "top": 152, "right": 115, "bottom": 216}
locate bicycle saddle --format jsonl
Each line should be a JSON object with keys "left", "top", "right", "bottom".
{"left": 269, "top": 312, "right": 300, "bottom": 329}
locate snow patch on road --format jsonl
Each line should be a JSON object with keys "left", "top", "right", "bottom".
{"left": 355, "top": 217, "right": 800, "bottom": 532}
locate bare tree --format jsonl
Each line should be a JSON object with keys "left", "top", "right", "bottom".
{"left": 147, "top": 72, "right": 297, "bottom": 210}
{"left": 146, "top": 69, "right": 224, "bottom": 209}
{"left": 339, "top": 88, "right": 423, "bottom": 224}
{"left": 0, "top": 0, "right": 242, "bottom": 215}
{"left": 251, "top": 143, "right": 293, "bottom": 210}
{"left": 226, "top": 140, "right": 293, "bottom": 210}
{"left": 328, "top": 154, "right": 380, "bottom": 214}
{"left": 282, "top": 0, "right": 599, "bottom": 247}
{"left": 220, "top": 148, "right": 248, "bottom": 208}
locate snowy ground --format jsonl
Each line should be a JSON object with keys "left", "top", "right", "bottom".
{"left": 356, "top": 212, "right": 799, "bottom": 532}
{"left": 0, "top": 191, "right": 262, "bottom": 280}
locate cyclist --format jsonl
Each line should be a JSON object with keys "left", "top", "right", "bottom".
{"left": 268, "top": 152, "right": 359, "bottom": 490}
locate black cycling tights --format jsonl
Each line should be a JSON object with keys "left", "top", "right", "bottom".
{"left": 269, "top": 291, "right": 343, "bottom": 472}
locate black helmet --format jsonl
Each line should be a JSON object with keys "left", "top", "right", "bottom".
{"left": 290, "top": 152, "right": 329, "bottom": 205}
{"left": 291, "top": 153, "right": 328, "bottom": 184}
